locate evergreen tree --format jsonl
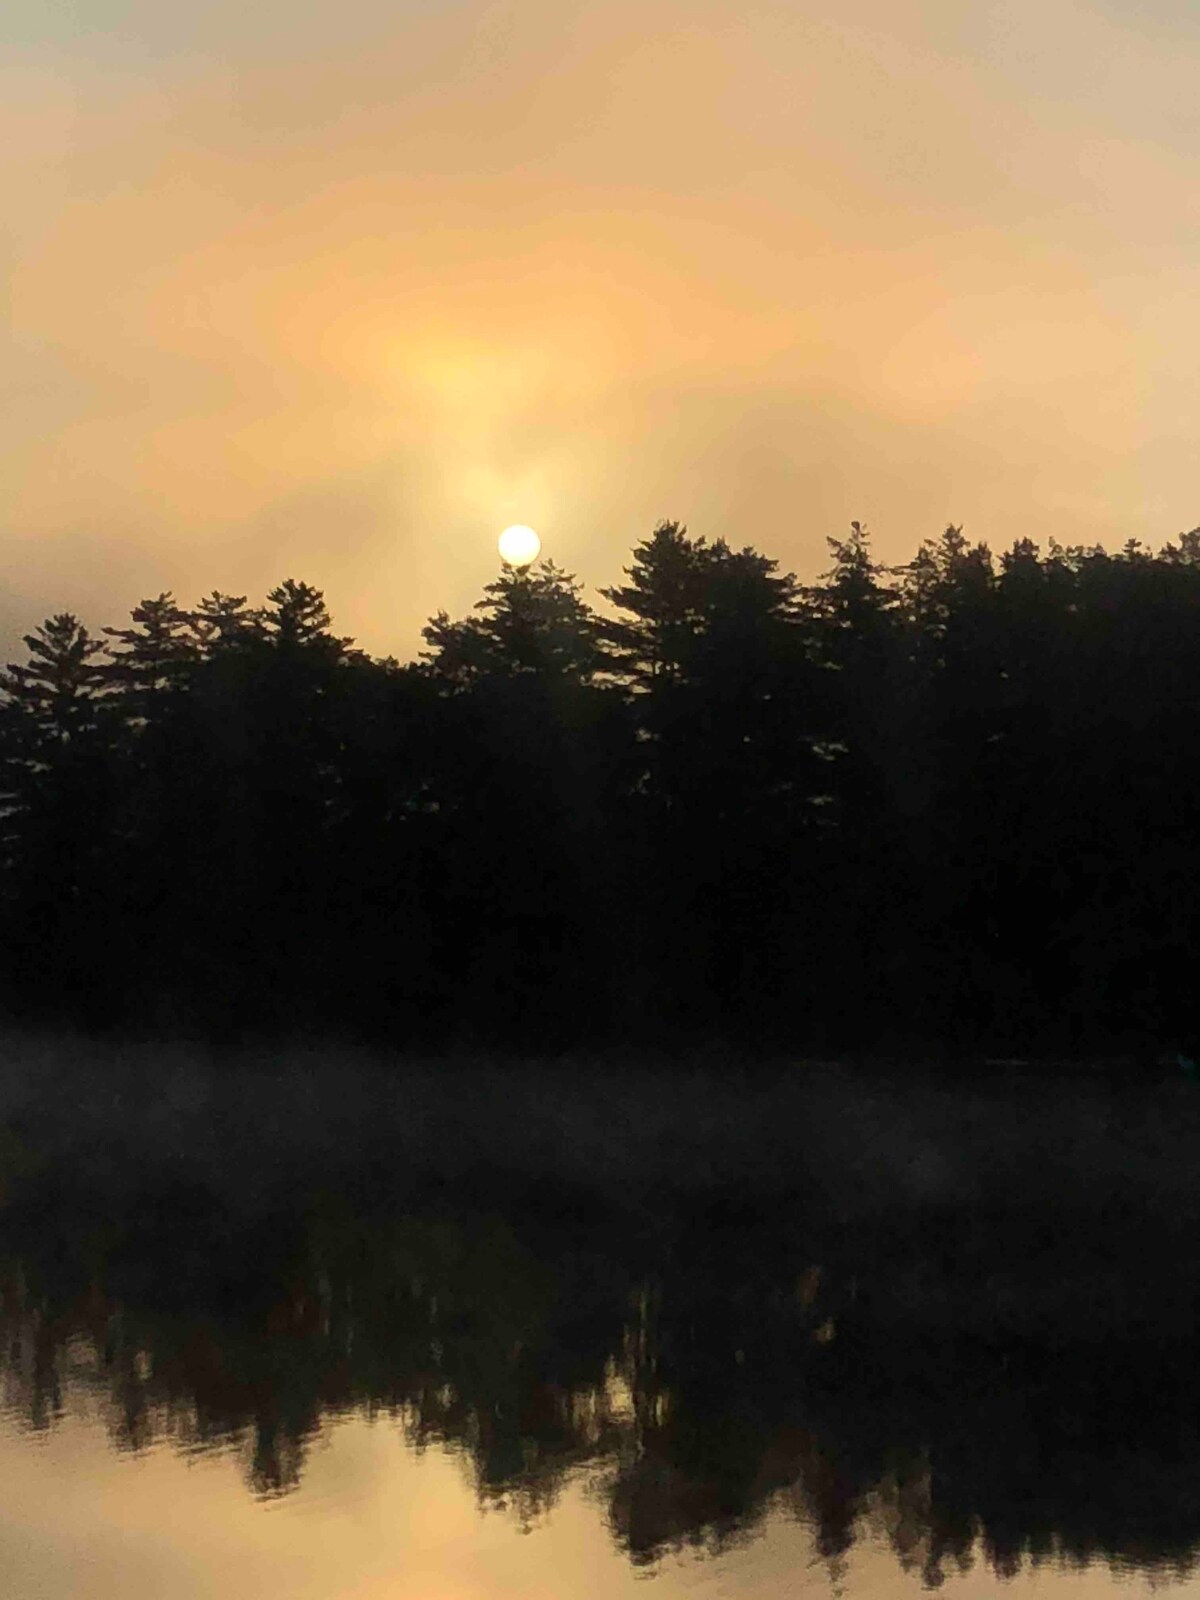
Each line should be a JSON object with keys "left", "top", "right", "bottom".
{"left": 0, "top": 615, "right": 124, "bottom": 1028}
{"left": 890, "top": 527, "right": 1010, "bottom": 1043}
{"left": 188, "top": 591, "right": 266, "bottom": 656}
{"left": 422, "top": 560, "right": 610, "bottom": 687}
{"left": 102, "top": 593, "right": 198, "bottom": 730}
{"left": 800, "top": 524, "right": 915, "bottom": 1045}
{"left": 602, "top": 523, "right": 819, "bottom": 1039}
{"left": 0, "top": 612, "right": 118, "bottom": 867}
{"left": 231, "top": 581, "right": 357, "bottom": 1030}
{"left": 314, "top": 656, "right": 444, "bottom": 1045}
{"left": 421, "top": 559, "right": 626, "bottom": 1047}
{"left": 600, "top": 521, "right": 710, "bottom": 691}
{"left": 0, "top": 613, "right": 113, "bottom": 746}
{"left": 260, "top": 578, "right": 359, "bottom": 660}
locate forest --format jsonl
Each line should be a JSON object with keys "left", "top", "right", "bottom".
{"left": 2, "top": 518, "right": 1197, "bottom": 1059}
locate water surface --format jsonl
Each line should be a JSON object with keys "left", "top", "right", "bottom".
{"left": 3, "top": 1049, "right": 1200, "bottom": 1598}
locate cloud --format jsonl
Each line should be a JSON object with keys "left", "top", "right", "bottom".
{"left": 4, "top": 0, "right": 1200, "bottom": 661}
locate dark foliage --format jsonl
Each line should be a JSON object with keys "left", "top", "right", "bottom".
{"left": 2, "top": 518, "right": 1199, "bottom": 1057}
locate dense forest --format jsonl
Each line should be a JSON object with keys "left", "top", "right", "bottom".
{"left": 2, "top": 519, "right": 1198, "bottom": 1057}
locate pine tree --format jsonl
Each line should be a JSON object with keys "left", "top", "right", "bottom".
{"left": 799, "top": 525, "right": 918, "bottom": 1043}
{"left": 418, "top": 559, "right": 626, "bottom": 1046}
{"left": 602, "top": 522, "right": 820, "bottom": 1037}
{"left": 0, "top": 613, "right": 113, "bottom": 746}
{"left": 187, "top": 591, "right": 265, "bottom": 656}
{"left": 601, "top": 522, "right": 811, "bottom": 812}
{"left": 422, "top": 560, "right": 609, "bottom": 687}
{"left": 599, "top": 521, "right": 709, "bottom": 691}
{"left": 0, "top": 614, "right": 124, "bottom": 1027}
{"left": 260, "top": 578, "right": 359, "bottom": 660}
{"left": 103, "top": 592, "right": 199, "bottom": 728}
{"left": 0, "top": 613, "right": 117, "bottom": 872}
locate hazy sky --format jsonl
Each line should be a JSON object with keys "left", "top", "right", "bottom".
{"left": 5, "top": 0, "right": 1199, "bottom": 663}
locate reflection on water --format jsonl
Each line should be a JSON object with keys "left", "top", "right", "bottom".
{"left": 4, "top": 1155, "right": 1200, "bottom": 1596}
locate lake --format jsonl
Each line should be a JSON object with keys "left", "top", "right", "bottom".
{"left": 2, "top": 1035, "right": 1199, "bottom": 1597}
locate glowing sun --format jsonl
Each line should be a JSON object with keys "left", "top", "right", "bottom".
{"left": 498, "top": 524, "right": 541, "bottom": 567}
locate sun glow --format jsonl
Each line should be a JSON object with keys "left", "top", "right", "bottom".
{"left": 498, "top": 524, "right": 541, "bottom": 567}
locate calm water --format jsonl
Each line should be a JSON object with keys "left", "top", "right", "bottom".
{"left": 3, "top": 1088, "right": 1200, "bottom": 1599}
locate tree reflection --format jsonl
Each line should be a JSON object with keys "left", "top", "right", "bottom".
{"left": 2, "top": 1182, "right": 1200, "bottom": 1588}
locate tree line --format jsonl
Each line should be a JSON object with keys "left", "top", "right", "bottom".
{"left": 2, "top": 519, "right": 1198, "bottom": 1056}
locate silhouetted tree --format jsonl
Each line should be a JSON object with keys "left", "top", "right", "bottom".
{"left": 102, "top": 592, "right": 198, "bottom": 726}
{"left": 0, "top": 614, "right": 125, "bottom": 1028}
{"left": 314, "top": 654, "right": 445, "bottom": 1044}
{"left": 0, "top": 511, "right": 1197, "bottom": 1056}
{"left": 91, "top": 594, "right": 204, "bottom": 1025}
{"left": 259, "top": 578, "right": 360, "bottom": 662}
{"left": 602, "top": 524, "right": 822, "bottom": 1039}
{"left": 188, "top": 591, "right": 265, "bottom": 656}
{"left": 884, "top": 526, "right": 1012, "bottom": 1045}
{"left": 421, "top": 560, "right": 628, "bottom": 1047}
{"left": 800, "top": 524, "right": 913, "bottom": 1047}
{"left": 423, "top": 560, "right": 611, "bottom": 687}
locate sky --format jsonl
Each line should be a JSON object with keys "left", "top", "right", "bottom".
{"left": 4, "top": 0, "right": 1200, "bottom": 665}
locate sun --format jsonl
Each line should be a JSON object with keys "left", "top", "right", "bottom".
{"left": 498, "top": 524, "right": 541, "bottom": 568}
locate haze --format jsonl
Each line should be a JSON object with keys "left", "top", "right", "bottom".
{"left": 5, "top": 0, "right": 1198, "bottom": 661}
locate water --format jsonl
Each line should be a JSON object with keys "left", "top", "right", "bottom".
{"left": 3, "top": 1049, "right": 1200, "bottom": 1597}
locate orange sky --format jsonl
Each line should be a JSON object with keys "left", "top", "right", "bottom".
{"left": 5, "top": 0, "right": 1199, "bottom": 663}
